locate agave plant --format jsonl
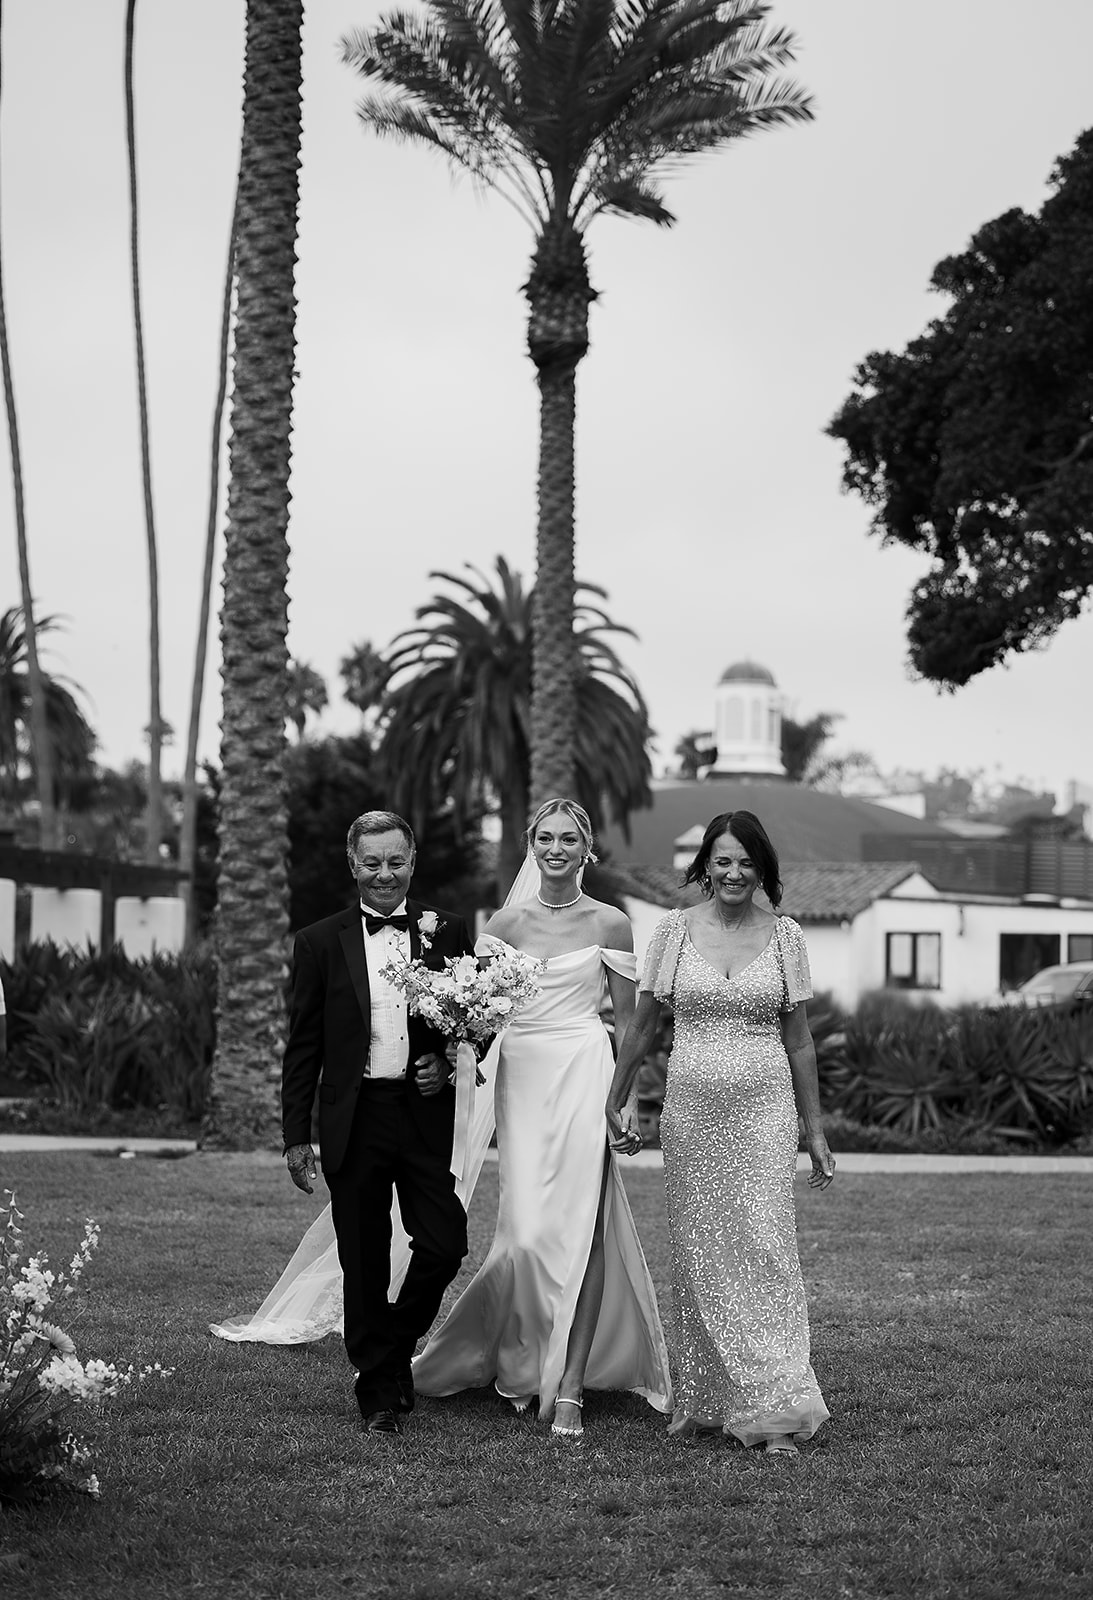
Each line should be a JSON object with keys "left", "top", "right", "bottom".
{"left": 860, "top": 1032, "right": 968, "bottom": 1139}
{"left": 953, "top": 1009, "right": 1067, "bottom": 1142}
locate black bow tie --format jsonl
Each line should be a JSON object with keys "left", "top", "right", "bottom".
{"left": 363, "top": 911, "right": 410, "bottom": 936}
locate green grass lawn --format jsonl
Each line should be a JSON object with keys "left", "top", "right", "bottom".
{"left": 1, "top": 1151, "right": 1090, "bottom": 1599}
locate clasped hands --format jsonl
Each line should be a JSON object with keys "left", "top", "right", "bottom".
{"left": 606, "top": 1096, "right": 643, "bottom": 1158}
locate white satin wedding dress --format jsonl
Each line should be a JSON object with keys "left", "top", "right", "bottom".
{"left": 212, "top": 937, "right": 673, "bottom": 1421}
{"left": 411, "top": 937, "right": 671, "bottom": 1417}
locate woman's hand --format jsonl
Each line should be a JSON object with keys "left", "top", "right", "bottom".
{"left": 607, "top": 1094, "right": 643, "bottom": 1157}
{"left": 804, "top": 1129, "right": 836, "bottom": 1189}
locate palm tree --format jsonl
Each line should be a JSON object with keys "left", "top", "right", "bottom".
{"left": 0, "top": 608, "right": 96, "bottom": 816}
{"left": 340, "top": 639, "right": 390, "bottom": 726}
{"left": 124, "top": 0, "right": 164, "bottom": 861}
{"left": 203, "top": 0, "right": 303, "bottom": 1149}
{"left": 380, "top": 557, "right": 652, "bottom": 894}
{"left": 285, "top": 659, "right": 329, "bottom": 741}
{"left": 341, "top": 0, "right": 811, "bottom": 806}
{"left": 674, "top": 730, "right": 715, "bottom": 779}
{"left": 178, "top": 194, "right": 236, "bottom": 946}
{"left": 0, "top": 1, "right": 57, "bottom": 845}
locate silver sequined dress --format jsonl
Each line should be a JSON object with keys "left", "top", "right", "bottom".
{"left": 642, "top": 909, "right": 829, "bottom": 1445}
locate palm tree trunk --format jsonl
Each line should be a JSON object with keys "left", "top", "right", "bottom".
{"left": 124, "top": 0, "right": 163, "bottom": 862}
{"left": 499, "top": 778, "right": 529, "bottom": 902}
{"left": 179, "top": 197, "right": 236, "bottom": 946}
{"left": 524, "top": 224, "right": 595, "bottom": 807}
{"left": 530, "top": 361, "right": 578, "bottom": 804}
{"left": 202, "top": 0, "right": 302, "bottom": 1150}
{"left": 0, "top": 2, "right": 56, "bottom": 847}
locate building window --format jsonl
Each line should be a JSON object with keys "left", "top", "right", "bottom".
{"left": 1069, "top": 933, "right": 1093, "bottom": 963}
{"left": 999, "top": 932, "right": 1060, "bottom": 991}
{"left": 886, "top": 932, "right": 941, "bottom": 990}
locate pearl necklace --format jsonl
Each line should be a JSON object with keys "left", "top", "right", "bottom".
{"left": 537, "top": 889, "right": 583, "bottom": 911}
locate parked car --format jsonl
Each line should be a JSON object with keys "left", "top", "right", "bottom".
{"left": 1000, "top": 961, "right": 1093, "bottom": 1009}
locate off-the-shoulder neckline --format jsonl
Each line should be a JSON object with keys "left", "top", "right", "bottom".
{"left": 478, "top": 936, "right": 633, "bottom": 963}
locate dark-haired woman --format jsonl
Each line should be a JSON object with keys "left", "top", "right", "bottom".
{"left": 607, "top": 810, "right": 834, "bottom": 1456}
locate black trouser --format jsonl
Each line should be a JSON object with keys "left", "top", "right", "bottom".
{"left": 326, "top": 1080, "right": 467, "bottom": 1415}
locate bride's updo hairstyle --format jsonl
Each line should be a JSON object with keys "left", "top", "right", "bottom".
{"left": 682, "top": 810, "right": 783, "bottom": 909}
{"left": 526, "top": 796, "right": 598, "bottom": 864}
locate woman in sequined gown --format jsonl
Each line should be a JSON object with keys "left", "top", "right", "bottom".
{"left": 607, "top": 810, "right": 835, "bottom": 1455}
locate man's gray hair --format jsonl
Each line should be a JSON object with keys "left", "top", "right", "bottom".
{"left": 346, "top": 810, "right": 416, "bottom": 865}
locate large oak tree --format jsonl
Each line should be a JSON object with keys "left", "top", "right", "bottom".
{"left": 829, "top": 128, "right": 1093, "bottom": 690}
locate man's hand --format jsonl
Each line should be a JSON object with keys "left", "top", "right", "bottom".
{"left": 413, "top": 1053, "right": 446, "bottom": 1097}
{"left": 286, "top": 1143, "right": 317, "bottom": 1194}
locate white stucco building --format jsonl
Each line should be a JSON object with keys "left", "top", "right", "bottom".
{"left": 606, "top": 860, "right": 1093, "bottom": 1010}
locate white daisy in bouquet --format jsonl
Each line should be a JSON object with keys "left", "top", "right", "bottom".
{"left": 0, "top": 1190, "right": 172, "bottom": 1502}
{"left": 381, "top": 941, "right": 545, "bottom": 1050}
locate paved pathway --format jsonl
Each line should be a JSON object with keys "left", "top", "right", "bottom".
{"left": 0, "top": 1134, "right": 199, "bottom": 1154}
{"left": 1, "top": 1134, "right": 1090, "bottom": 1173}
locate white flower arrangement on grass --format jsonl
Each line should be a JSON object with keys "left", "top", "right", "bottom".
{"left": 381, "top": 944, "right": 545, "bottom": 1048}
{"left": 0, "top": 1190, "right": 172, "bottom": 1502}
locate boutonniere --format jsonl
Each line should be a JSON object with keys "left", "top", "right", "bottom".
{"left": 417, "top": 910, "right": 442, "bottom": 951}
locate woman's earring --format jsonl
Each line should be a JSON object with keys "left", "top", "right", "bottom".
{"left": 700, "top": 872, "right": 712, "bottom": 895}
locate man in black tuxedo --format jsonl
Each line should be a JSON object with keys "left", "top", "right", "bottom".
{"left": 282, "top": 809, "right": 473, "bottom": 1436}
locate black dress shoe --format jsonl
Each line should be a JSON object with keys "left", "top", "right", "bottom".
{"left": 362, "top": 1409, "right": 401, "bottom": 1435}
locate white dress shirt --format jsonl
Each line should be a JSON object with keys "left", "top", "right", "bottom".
{"left": 360, "top": 899, "right": 412, "bottom": 1079}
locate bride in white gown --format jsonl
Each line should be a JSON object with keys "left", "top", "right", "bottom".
{"left": 212, "top": 798, "right": 672, "bottom": 1437}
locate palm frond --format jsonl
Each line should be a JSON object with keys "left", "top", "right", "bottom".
{"left": 376, "top": 556, "right": 650, "bottom": 836}
{"left": 592, "top": 174, "right": 674, "bottom": 225}
{"left": 346, "top": 0, "right": 813, "bottom": 300}
{"left": 344, "top": 13, "right": 552, "bottom": 220}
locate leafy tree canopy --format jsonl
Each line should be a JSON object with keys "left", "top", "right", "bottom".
{"left": 828, "top": 128, "right": 1093, "bottom": 689}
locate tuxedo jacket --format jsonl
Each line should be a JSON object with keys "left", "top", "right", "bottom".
{"left": 281, "top": 897, "right": 476, "bottom": 1176}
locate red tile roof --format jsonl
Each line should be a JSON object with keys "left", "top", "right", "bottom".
{"left": 598, "top": 860, "right": 924, "bottom": 923}
{"left": 599, "top": 778, "right": 951, "bottom": 866}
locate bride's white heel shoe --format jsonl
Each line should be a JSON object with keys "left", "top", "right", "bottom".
{"left": 552, "top": 1395, "right": 584, "bottom": 1440}
{"left": 764, "top": 1434, "right": 799, "bottom": 1459}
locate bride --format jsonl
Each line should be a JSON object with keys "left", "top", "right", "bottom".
{"left": 213, "top": 797, "right": 672, "bottom": 1438}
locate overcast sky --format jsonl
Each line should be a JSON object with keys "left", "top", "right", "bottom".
{"left": 2, "top": 0, "right": 1091, "bottom": 806}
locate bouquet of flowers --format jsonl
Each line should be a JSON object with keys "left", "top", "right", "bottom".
{"left": 380, "top": 944, "right": 545, "bottom": 1048}
{"left": 0, "top": 1190, "right": 172, "bottom": 1501}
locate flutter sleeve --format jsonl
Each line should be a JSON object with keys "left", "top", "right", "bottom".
{"left": 639, "top": 910, "right": 687, "bottom": 1002}
{"left": 775, "top": 915, "right": 813, "bottom": 1011}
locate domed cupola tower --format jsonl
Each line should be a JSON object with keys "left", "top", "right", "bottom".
{"left": 709, "top": 660, "right": 786, "bottom": 779}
